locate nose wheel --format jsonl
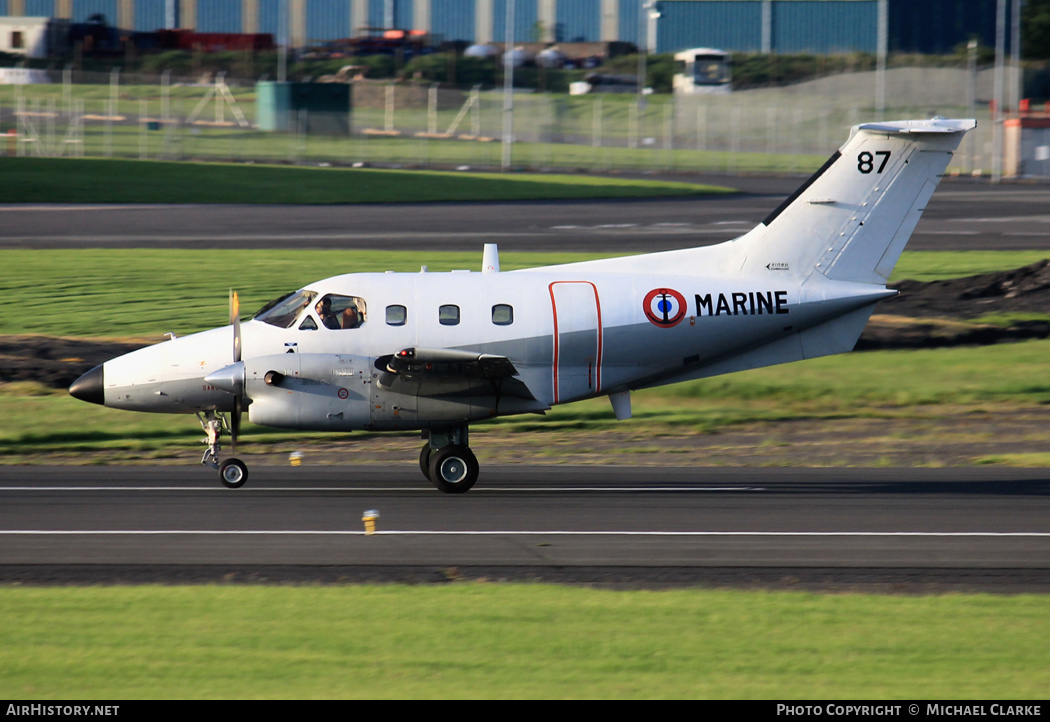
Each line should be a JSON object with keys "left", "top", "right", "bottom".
{"left": 219, "top": 458, "right": 249, "bottom": 488}
{"left": 198, "top": 411, "right": 249, "bottom": 489}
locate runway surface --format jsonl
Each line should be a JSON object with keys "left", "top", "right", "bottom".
{"left": 2, "top": 177, "right": 1049, "bottom": 254}
{"left": 3, "top": 465, "right": 1049, "bottom": 590}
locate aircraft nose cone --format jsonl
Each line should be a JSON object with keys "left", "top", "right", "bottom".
{"left": 69, "top": 364, "right": 105, "bottom": 406}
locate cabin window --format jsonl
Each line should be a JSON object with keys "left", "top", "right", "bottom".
{"left": 386, "top": 305, "right": 407, "bottom": 326}
{"left": 255, "top": 289, "right": 317, "bottom": 329}
{"left": 11, "top": 32, "right": 24, "bottom": 49}
{"left": 492, "top": 304, "right": 514, "bottom": 326}
{"left": 439, "top": 304, "right": 460, "bottom": 326}
{"left": 314, "top": 294, "right": 367, "bottom": 330}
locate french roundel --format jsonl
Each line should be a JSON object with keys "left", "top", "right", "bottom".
{"left": 643, "top": 288, "right": 687, "bottom": 328}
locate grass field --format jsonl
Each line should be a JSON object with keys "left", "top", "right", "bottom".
{"left": 0, "top": 157, "right": 729, "bottom": 204}
{"left": 1, "top": 585, "right": 1047, "bottom": 699}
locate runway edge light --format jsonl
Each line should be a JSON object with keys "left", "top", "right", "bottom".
{"left": 363, "top": 509, "right": 380, "bottom": 535}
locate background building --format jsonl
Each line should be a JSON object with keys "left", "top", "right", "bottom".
{"left": 0, "top": 0, "right": 1021, "bottom": 55}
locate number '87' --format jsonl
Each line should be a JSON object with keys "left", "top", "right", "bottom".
{"left": 858, "top": 150, "right": 891, "bottom": 173}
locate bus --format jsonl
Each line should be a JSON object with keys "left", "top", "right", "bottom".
{"left": 673, "top": 48, "right": 731, "bottom": 95}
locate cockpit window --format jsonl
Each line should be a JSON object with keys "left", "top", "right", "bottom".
{"left": 251, "top": 291, "right": 295, "bottom": 319}
{"left": 255, "top": 290, "right": 317, "bottom": 329}
{"left": 314, "top": 294, "right": 367, "bottom": 330}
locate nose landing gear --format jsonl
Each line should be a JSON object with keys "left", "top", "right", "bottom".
{"left": 198, "top": 411, "right": 248, "bottom": 488}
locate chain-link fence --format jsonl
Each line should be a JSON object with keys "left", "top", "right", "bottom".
{"left": 0, "top": 64, "right": 1005, "bottom": 177}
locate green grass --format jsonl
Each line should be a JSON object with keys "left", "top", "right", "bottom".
{"left": 0, "top": 157, "right": 730, "bottom": 204}
{"left": 0, "top": 585, "right": 1046, "bottom": 699}
{"left": 889, "top": 251, "right": 1050, "bottom": 283}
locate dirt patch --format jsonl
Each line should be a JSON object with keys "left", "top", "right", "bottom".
{"left": 881, "top": 259, "right": 1050, "bottom": 319}
{"left": 858, "top": 259, "right": 1050, "bottom": 349}
{"left": 0, "top": 336, "right": 146, "bottom": 389}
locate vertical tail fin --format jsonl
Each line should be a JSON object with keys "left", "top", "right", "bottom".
{"left": 736, "top": 118, "right": 975, "bottom": 285}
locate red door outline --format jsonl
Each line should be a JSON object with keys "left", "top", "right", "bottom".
{"left": 549, "top": 281, "right": 603, "bottom": 404}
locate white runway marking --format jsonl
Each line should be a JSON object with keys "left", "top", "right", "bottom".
{"left": 0, "top": 486, "right": 765, "bottom": 493}
{"left": 1, "top": 530, "right": 1049, "bottom": 537}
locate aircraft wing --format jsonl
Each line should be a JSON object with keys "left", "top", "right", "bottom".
{"left": 376, "top": 347, "right": 539, "bottom": 401}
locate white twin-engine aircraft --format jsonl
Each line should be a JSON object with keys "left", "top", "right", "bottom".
{"left": 70, "top": 118, "right": 975, "bottom": 493}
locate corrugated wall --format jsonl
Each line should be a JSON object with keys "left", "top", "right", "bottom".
{"left": 368, "top": 0, "right": 414, "bottom": 28}
{"left": 195, "top": 0, "right": 241, "bottom": 33}
{"left": 772, "top": 1, "right": 877, "bottom": 54}
{"left": 656, "top": 1, "right": 763, "bottom": 53}
{"left": 24, "top": 0, "right": 55, "bottom": 16}
{"left": 257, "top": 0, "right": 280, "bottom": 35}
{"left": 307, "top": 0, "right": 352, "bottom": 40}
{"left": 617, "top": 0, "right": 637, "bottom": 45}
{"left": 72, "top": 0, "right": 117, "bottom": 22}
{"left": 556, "top": 0, "right": 598, "bottom": 43}
{"left": 134, "top": 0, "right": 164, "bottom": 30}
{"left": 0, "top": 0, "right": 1015, "bottom": 55}
{"left": 888, "top": 0, "right": 1016, "bottom": 55}
{"left": 431, "top": 0, "right": 474, "bottom": 43}
{"left": 492, "top": 0, "right": 538, "bottom": 43}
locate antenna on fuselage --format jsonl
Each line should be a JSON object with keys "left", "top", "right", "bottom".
{"left": 482, "top": 243, "right": 500, "bottom": 273}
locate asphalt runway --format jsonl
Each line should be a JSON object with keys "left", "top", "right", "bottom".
{"left": 2, "top": 465, "right": 1049, "bottom": 590}
{"left": 2, "top": 177, "right": 1049, "bottom": 254}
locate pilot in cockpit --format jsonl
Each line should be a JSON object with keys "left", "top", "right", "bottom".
{"left": 315, "top": 297, "right": 341, "bottom": 329}
{"left": 341, "top": 301, "right": 361, "bottom": 329}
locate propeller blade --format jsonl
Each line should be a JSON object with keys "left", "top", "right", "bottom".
{"left": 228, "top": 290, "right": 243, "bottom": 452}
{"left": 230, "top": 290, "right": 242, "bottom": 363}
{"left": 231, "top": 396, "right": 242, "bottom": 453}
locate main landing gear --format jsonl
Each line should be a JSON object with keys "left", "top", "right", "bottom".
{"left": 198, "top": 411, "right": 248, "bottom": 489}
{"left": 419, "top": 426, "right": 479, "bottom": 494}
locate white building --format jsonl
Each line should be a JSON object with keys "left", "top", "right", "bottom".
{"left": 0, "top": 16, "right": 67, "bottom": 59}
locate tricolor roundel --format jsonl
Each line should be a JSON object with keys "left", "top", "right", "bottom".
{"left": 643, "top": 288, "right": 687, "bottom": 328}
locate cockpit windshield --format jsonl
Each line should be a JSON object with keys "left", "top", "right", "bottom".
{"left": 254, "top": 289, "right": 318, "bottom": 329}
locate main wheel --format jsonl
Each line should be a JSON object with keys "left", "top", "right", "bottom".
{"left": 219, "top": 458, "right": 248, "bottom": 489}
{"left": 419, "top": 444, "right": 433, "bottom": 481}
{"left": 427, "top": 445, "right": 479, "bottom": 494}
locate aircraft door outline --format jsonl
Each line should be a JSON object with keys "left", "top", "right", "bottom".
{"left": 549, "top": 281, "right": 603, "bottom": 404}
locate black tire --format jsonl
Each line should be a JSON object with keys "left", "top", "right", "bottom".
{"left": 219, "top": 458, "right": 248, "bottom": 489}
{"left": 427, "top": 445, "right": 479, "bottom": 494}
{"left": 419, "top": 444, "right": 433, "bottom": 481}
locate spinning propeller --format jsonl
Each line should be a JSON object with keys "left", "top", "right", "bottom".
{"left": 229, "top": 290, "right": 243, "bottom": 451}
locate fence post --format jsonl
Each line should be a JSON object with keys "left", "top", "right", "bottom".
{"left": 664, "top": 102, "right": 673, "bottom": 171}
{"left": 106, "top": 67, "right": 119, "bottom": 158}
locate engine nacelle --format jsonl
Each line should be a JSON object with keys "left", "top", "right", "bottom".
{"left": 245, "top": 353, "right": 372, "bottom": 431}
{"left": 243, "top": 352, "right": 506, "bottom": 432}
